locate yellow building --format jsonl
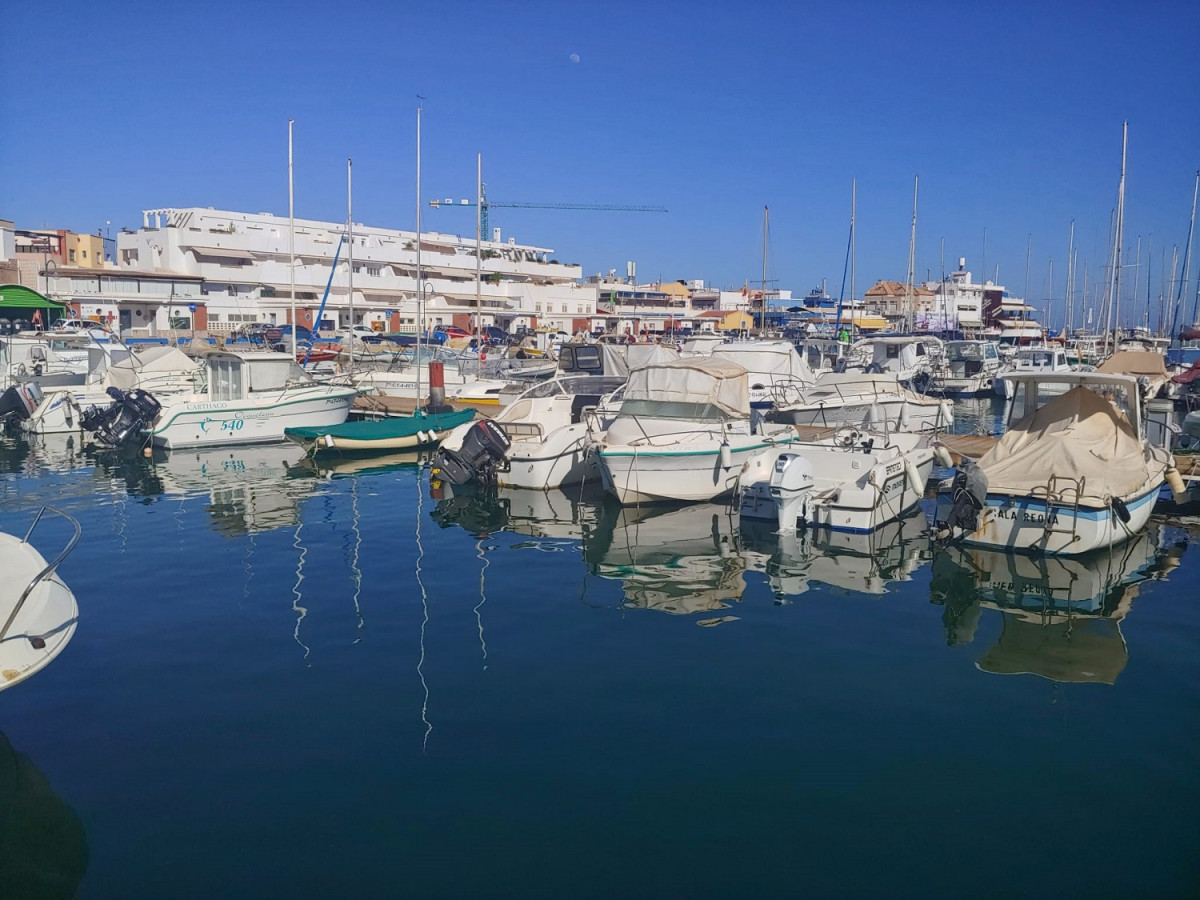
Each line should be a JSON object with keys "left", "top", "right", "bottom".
{"left": 697, "top": 309, "right": 754, "bottom": 332}
{"left": 64, "top": 232, "right": 105, "bottom": 268}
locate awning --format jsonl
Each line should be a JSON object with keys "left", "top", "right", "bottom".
{"left": 0, "top": 284, "right": 67, "bottom": 311}
{"left": 189, "top": 246, "right": 254, "bottom": 260}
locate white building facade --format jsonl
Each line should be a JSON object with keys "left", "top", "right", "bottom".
{"left": 51, "top": 207, "right": 595, "bottom": 338}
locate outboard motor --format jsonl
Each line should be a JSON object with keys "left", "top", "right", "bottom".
{"left": 0, "top": 382, "right": 43, "bottom": 421}
{"left": 769, "top": 452, "right": 815, "bottom": 533}
{"left": 935, "top": 468, "right": 983, "bottom": 541}
{"left": 431, "top": 419, "right": 512, "bottom": 487}
{"left": 80, "top": 386, "right": 162, "bottom": 448}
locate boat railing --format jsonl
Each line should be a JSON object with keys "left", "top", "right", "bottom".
{"left": 0, "top": 506, "right": 81, "bottom": 643}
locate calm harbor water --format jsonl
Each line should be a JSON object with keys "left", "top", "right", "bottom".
{"left": 1, "top": 400, "right": 1198, "bottom": 898}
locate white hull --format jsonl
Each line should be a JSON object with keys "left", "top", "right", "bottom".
{"left": 599, "top": 427, "right": 798, "bottom": 505}
{"left": 739, "top": 443, "right": 936, "bottom": 533}
{"left": 938, "top": 483, "right": 1160, "bottom": 554}
{"left": 500, "top": 423, "right": 600, "bottom": 490}
{"left": 150, "top": 389, "right": 357, "bottom": 450}
{"left": 0, "top": 530, "right": 78, "bottom": 691}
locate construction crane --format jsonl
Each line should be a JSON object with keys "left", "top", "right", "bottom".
{"left": 429, "top": 185, "right": 666, "bottom": 235}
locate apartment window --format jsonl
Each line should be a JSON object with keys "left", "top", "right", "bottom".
{"left": 69, "top": 249, "right": 76, "bottom": 262}
{"left": 367, "top": 265, "right": 381, "bottom": 277}
{"left": 560, "top": 303, "right": 567, "bottom": 314}
{"left": 82, "top": 250, "right": 88, "bottom": 260}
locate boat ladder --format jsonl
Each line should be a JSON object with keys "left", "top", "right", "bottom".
{"left": 1032, "top": 475, "right": 1085, "bottom": 546}
{"left": 0, "top": 506, "right": 81, "bottom": 644}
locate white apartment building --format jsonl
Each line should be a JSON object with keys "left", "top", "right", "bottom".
{"left": 47, "top": 207, "right": 595, "bottom": 337}
{"left": 922, "top": 258, "right": 1007, "bottom": 333}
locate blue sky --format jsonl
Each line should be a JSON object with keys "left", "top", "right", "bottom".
{"left": 3, "top": 1, "right": 1198, "bottom": 323}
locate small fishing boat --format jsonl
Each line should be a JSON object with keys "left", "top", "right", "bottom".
{"left": 0, "top": 507, "right": 80, "bottom": 691}
{"left": 285, "top": 407, "right": 475, "bottom": 454}
{"left": 937, "top": 372, "right": 1182, "bottom": 554}
{"left": 593, "top": 357, "right": 798, "bottom": 505}
{"left": 140, "top": 350, "right": 359, "bottom": 450}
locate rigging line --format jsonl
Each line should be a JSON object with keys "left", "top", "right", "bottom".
{"left": 291, "top": 521, "right": 311, "bottom": 666}
{"left": 415, "top": 463, "right": 433, "bottom": 753}
{"left": 474, "top": 536, "right": 489, "bottom": 669}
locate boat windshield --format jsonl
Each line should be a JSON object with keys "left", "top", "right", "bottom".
{"left": 945, "top": 342, "right": 985, "bottom": 362}
{"left": 1009, "top": 380, "right": 1137, "bottom": 428}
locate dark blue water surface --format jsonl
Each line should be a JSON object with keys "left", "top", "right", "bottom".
{"left": 1, "top": 427, "right": 1198, "bottom": 899}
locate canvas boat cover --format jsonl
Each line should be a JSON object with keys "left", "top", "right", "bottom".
{"left": 1096, "top": 350, "right": 1168, "bottom": 378}
{"left": 623, "top": 357, "right": 750, "bottom": 417}
{"left": 977, "top": 386, "right": 1155, "bottom": 505}
{"left": 1171, "top": 359, "right": 1200, "bottom": 385}
{"left": 107, "top": 346, "right": 200, "bottom": 390}
{"left": 712, "top": 341, "right": 815, "bottom": 383}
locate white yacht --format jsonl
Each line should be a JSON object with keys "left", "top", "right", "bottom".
{"left": 993, "top": 345, "right": 1072, "bottom": 398}
{"left": 842, "top": 335, "right": 942, "bottom": 390}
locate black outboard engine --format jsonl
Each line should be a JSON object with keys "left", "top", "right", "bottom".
{"left": 80, "top": 387, "right": 162, "bottom": 448}
{"left": 432, "top": 419, "right": 512, "bottom": 487}
{"left": 0, "top": 382, "right": 43, "bottom": 421}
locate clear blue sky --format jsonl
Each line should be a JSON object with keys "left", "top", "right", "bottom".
{"left": 3, "top": 1, "right": 1198, "bottom": 323}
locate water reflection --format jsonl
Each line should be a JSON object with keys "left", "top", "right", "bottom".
{"left": 584, "top": 502, "right": 759, "bottom": 615}
{"left": 931, "top": 524, "right": 1187, "bottom": 683}
{"left": 431, "top": 482, "right": 603, "bottom": 543}
{"left": 742, "top": 507, "right": 932, "bottom": 599}
{"left": 0, "top": 730, "right": 88, "bottom": 898}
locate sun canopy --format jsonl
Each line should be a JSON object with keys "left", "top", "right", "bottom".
{"left": 107, "top": 346, "right": 201, "bottom": 390}
{"left": 1096, "top": 350, "right": 1168, "bottom": 378}
{"left": 0, "top": 284, "right": 67, "bottom": 312}
{"left": 712, "top": 341, "right": 815, "bottom": 383}
{"left": 623, "top": 357, "right": 750, "bottom": 418}
{"left": 977, "top": 386, "right": 1153, "bottom": 506}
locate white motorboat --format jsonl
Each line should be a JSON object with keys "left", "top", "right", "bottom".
{"left": 437, "top": 373, "right": 627, "bottom": 490}
{"left": 351, "top": 344, "right": 510, "bottom": 406}
{"left": 938, "top": 372, "right": 1182, "bottom": 554}
{"left": 933, "top": 340, "right": 1003, "bottom": 396}
{"left": 993, "top": 345, "right": 1072, "bottom": 398}
{"left": 842, "top": 335, "right": 942, "bottom": 390}
{"left": 769, "top": 372, "right": 953, "bottom": 433}
{"left": 0, "top": 507, "right": 80, "bottom": 691}
{"left": 594, "top": 357, "right": 798, "bottom": 505}
{"left": 1096, "top": 349, "right": 1172, "bottom": 400}
{"left": 738, "top": 428, "right": 940, "bottom": 534}
{"left": 709, "top": 340, "right": 815, "bottom": 409}
{"left": 144, "top": 350, "right": 358, "bottom": 450}
{"left": 21, "top": 345, "right": 203, "bottom": 435}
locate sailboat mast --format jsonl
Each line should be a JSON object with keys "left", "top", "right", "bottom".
{"left": 1104, "top": 121, "right": 1127, "bottom": 353}
{"left": 347, "top": 157, "right": 354, "bottom": 339}
{"left": 1178, "top": 171, "right": 1199, "bottom": 330}
{"left": 1070, "top": 220, "right": 1080, "bottom": 336}
{"left": 850, "top": 178, "right": 856, "bottom": 339}
{"left": 761, "top": 205, "right": 768, "bottom": 334}
{"left": 415, "top": 100, "right": 424, "bottom": 403}
{"left": 475, "top": 153, "right": 482, "bottom": 345}
{"left": 288, "top": 118, "right": 296, "bottom": 356}
{"left": 905, "top": 176, "right": 918, "bottom": 333}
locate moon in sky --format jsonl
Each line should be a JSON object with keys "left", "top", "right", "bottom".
{"left": 569, "top": 53, "right": 580, "bottom": 63}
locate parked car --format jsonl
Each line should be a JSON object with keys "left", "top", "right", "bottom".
{"left": 435, "top": 325, "right": 470, "bottom": 339}
{"left": 275, "top": 324, "right": 319, "bottom": 344}
{"left": 236, "top": 322, "right": 283, "bottom": 344}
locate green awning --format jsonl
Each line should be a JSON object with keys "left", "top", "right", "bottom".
{"left": 0, "top": 284, "right": 68, "bottom": 311}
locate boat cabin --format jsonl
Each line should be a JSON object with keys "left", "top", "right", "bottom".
{"left": 1005, "top": 372, "right": 1143, "bottom": 436}
{"left": 943, "top": 340, "right": 1000, "bottom": 376}
{"left": 201, "top": 351, "right": 310, "bottom": 401}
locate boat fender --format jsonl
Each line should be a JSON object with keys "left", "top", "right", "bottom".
{"left": 1165, "top": 467, "right": 1189, "bottom": 505}
{"left": 934, "top": 445, "right": 954, "bottom": 469}
{"left": 324, "top": 433, "right": 336, "bottom": 448}
{"left": 1109, "top": 496, "right": 1131, "bottom": 524}
{"left": 905, "top": 458, "right": 924, "bottom": 495}
{"left": 719, "top": 440, "right": 732, "bottom": 469}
